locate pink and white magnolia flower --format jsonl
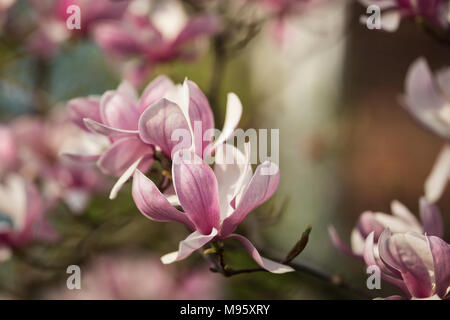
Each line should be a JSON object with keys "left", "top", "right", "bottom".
{"left": 359, "top": 0, "right": 447, "bottom": 32}
{"left": 45, "top": 253, "right": 222, "bottom": 299}
{"left": 363, "top": 229, "right": 450, "bottom": 299}
{"left": 402, "top": 58, "right": 450, "bottom": 203}
{"left": 132, "top": 144, "right": 294, "bottom": 274}
{"left": 329, "top": 198, "right": 443, "bottom": 258}
{"left": 67, "top": 76, "right": 242, "bottom": 199}
{"left": 0, "top": 174, "right": 56, "bottom": 261}
{"left": 93, "top": 0, "right": 220, "bottom": 86}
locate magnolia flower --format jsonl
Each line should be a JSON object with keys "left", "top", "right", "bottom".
{"left": 67, "top": 76, "right": 242, "bottom": 199}
{"left": 27, "top": 0, "right": 129, "bottom": 58}
{"left": 132, "top": 144, "right": 293, "bottom": 274}
{"left": 93, "top": 0, "right": 220, "bottom": 85}
{"left": 0, "top": 175, "right": 56, "bottom": 261}
{"left": 329, "top": 198, "right": 443, "bottom": 258}
{"left": 401, "top": 58, "right": 450, "bottom": 203}
{"left": 45, "top": 253, "right": 222, "bottom": 299}
{"left": 359, "top": 0, "right": 447, "bottom": 32}
{"left": 363, "top": 229, "right": 450, "bottom": 299}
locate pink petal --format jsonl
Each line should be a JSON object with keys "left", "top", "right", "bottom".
{"left": 138, "top": 75, "right": 174, "bottom": 114}
{"left": 97, "top": 136, "right": 153, "bottom": 176}
{"left": 132, "top": 169, "right": 194, "bottom": 229}
{"left": 186, "top": 80, "right": 214, "bottom": 153}
{"left": 382, "top": 232, "right": 434, "bottom": 298}
{"left": 138, "top": 98, "right": 191, "bottom": 157}
{"left": 328, "top": 225, "right": 360, "bottom": 258}
{"left": 427, "top": 236, "right": 450, "bottom": 298}
{"left": 402, "top": 58, "right": 450, "bottom": 138}
{"left": 100, "top": 91, "right": 140, "bottom": 130}
{"left": 173, "top": 15, "right": 220, "bottom": 46}
{"left": 83, "top": 118, "right": 139, "bottom": 138}
{"left": 172, "top": 150, "right": 221, "bottom": 235}
{"left": 356, "top": 212, "right": 386, "bottom": 240}
{"left": 220, "top": 161, "right": 280, "bottom": 236}
{"left": 67, "top": 96, "right": 101, "bottom": 131}
{"left": 419, "top": 197, "right": 443, "bottom": 238}
{"left": 161, "top": 228, "right": 218, "bottom": 264}
{"left": 226, "top": 234, "right": 294, "bottom": 274}
{"left": 93, "top": 22, "right": 142, "bottom": 56}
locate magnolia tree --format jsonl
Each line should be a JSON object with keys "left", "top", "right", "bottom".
{"left": 0, "top": 0, "right": 448, "bottom": 300}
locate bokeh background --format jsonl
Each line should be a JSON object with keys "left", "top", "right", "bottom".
{"left": 0, "top": 0, "right": 449, "bottom": 299}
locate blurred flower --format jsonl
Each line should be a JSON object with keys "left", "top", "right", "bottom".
{"left": 329, "top": 198, "right": 443, "bottom": 258}
{"left": 0, "top": 174, "right": 56, "bottom": 261}
{"left": 246, "top": 0, "right": 327, "bottom": 43}
{"left": 66, "top": 76, "right": 242, "bottom": 199}
{"left": 27, "top": 0, "right": 130, "bottom": 59}
{"left": 359, "top": 0, "right": 448, "bottom": 32}
{"left": 401, "top": 58, "right": 450, "bottom": 202}
{"left": 8, "top": 112, "right": 109, "bottom": 213}
{"left": 363, "top": 229, "right": 450, "bottom": 299}
{"left": 45, "top": 253, "right": 223, "bottom": 299}
{"left": 0, "top": 0, "right": 16, "bottom": 29}
{"left": 132, "top": 144, "right": 293, "bottom": 274}
{"left": 93, "top": 0, "right": 220, "bottom": 86}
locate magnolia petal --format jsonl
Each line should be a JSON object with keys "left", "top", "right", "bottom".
{"left": 138, "top": 98, "right": 191, "bottom": 157}
{"left": 382, "top": 232, "right": 434, "bottom": 298}
{"left": 226, "top": 234, "right": 294, "bottom": 274}
{"left": 83, "top": 118, "right": 139, "bottom": 138}
{"left": 161, "top": 228, "right": 218, "bottom": 264}
{"left": 427, "top": 236, "right": 450, "bottom": 298}
{"left": 100, "top": 91, "right": 140, "bottom": 130}
{"left": 214, "top": 143, "right": 252, "bottom": 220}
{"left": 328, "top": 225, "right": 360, "bottom": 258}
{"left": 356, "top": 212, "right": 386, "bottom": 240}
{"left": 211, "top": 93, "right": 242, "bottom": 150}
{"left": 221, "top": 161, "right": 280, "bottom": 236}
{"left": 390, "top": 200, "right": 420, "bottom": 227}
{"left": 425, "top": 144, "right": 450, "bottom": 203}
{"left": 132, "top": 170, "right": 194, "bottom": 228}
{"left": 402, "top": 58, "right": 450, "bottom": 138}
{"left": 98, "top": 137, "right": 152, "bottom": 177}
{"left": 138, "top": 75, "right": 174, "bottom": 113}
{"left": 67, "top": 96, "right": 101, "bottom": 131}
{"left": 173, "top": 15, "right": 220, "bottom": 46}
{"left": 172, "top": 150, "right": 221, "bottom": 235}
{"left": 419, "top": 198, "right": 444, "bottom": 238}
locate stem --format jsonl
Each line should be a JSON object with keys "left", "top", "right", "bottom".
{"left": 208, "top": 34, "right": 228, "bottom": 124}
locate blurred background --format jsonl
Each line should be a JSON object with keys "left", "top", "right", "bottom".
{"left": 0, "top": 0, "right": 449, "bottom": 299}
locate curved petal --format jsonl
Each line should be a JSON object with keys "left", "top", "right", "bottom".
{"left": 100, "top": 91, "right": 140, "bottom": 130}
{"left": 93, "top": 21, "right": 142, "bottom": 56}
{"left": 172, "top": 150, "right": 221, "bottom": 235}
{"left": 138, "top": 98, "right": 191, "bottom": 157}
{"left": 67, "top": 96, "right": 101, "bottom": 131}
{"left": 328, "top": 225, "right": 360, "bottom": 258}
{"left": 356, "top": 212, "right": 386, "bottom": 240}
{"left": 186, "top": 80, "right": 214, "bottom": 152}
{"left": 390, "top": 200, "right": 421, "bottom": 227}
{"left": 132, "top": 170, "right": 194, "bottom": 229}
{"left": 382, "top": 232, "right": 434, "bottom": 298}
{"left": 173, "top": 15, "right": 220, "bottom": 46}
{"left": 211, "top": 93, "right": 242, "bottom": 151}
{"left": 402, "top": 58, "right": 450, "bottom": 138}
{"left": 226, "top": 234, "right": 294, "bottom": 274}
{"left": 214, "top": 143, "right": 252, "bottom": 221}
{"left": 363, "top": 232, "right": 409, "bottom": 295}
{"left": 221, "top": 161, "right": 280, "bottom": 236}
{"left": 425, "top": 144, "right": 450, "bottom": 203}
{"left": 419, "top": 198, "right": 443, "bottom": 238}
{"left": 138, "top": 75, "right": 174, "bottom": 113}
{"left": 97, "top": 137, "right": 153, "bottom": 177}
{"left": 83, "top": 118, "right": 139, "bottom": 138}
{"left": 427, "top": 236, "right": 450, "bottom": 298}
{"left": 161, "top": 228, "right": 218, "bottom": 264}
